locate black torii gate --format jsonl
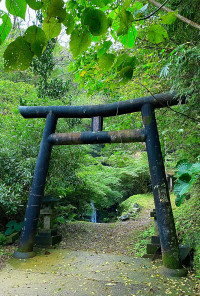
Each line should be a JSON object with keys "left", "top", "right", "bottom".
{"left": 14, "top": 92, "right": 187, "bottom": 276}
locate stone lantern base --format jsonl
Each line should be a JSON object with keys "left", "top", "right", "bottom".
{"left": 35, "top": 229, "right": 62, "bottom": 247}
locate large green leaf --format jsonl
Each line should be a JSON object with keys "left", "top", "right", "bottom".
{"left": 3, "top": 36, "right": 34, "bottom": 71}
{"left": 98, "top": 53, "right": 115, "bottom": 72}
{"left": 115, "top": 53, "right": 137, "bottom": 71}
{"left": 26, "top": 0, "right": 43, "bottom": 10}
{"left": 82, "top": 8, "right": 108, "bottom": 36}
{"left": 91, "top": 0, "right": 106, "bottom": 8}
{"left": 5, "top": 227, "right": 14, "bottom": 236}
{"left": 43, "top": 17, "right": 61, "bottom": 39}
{"left": 63, "top": 13, "right": 74, "bottom": 35}
{"left": 174, "top": 160, "right": 200, "bottom": 207}
{"left": 175, "top": 159, "right": 192, "bottom": 177}
{"left": 47, "top": 0, "right": 66, "bottom": 22}
{"left": 70, "top": 29, "right": 91, "bottom": 58}
{"left": 14, "top": 221, "right": 23, "bottom": 231}
{"left": 6, "top": 0, "right": 27, "bottom": 19}
{"left": 117, "top": 10, "right": 133, "bottom": 36}
{"left": 190, "top": 162, "right": 200, "bottom": 174}
{"left": 97, "top": 40, "right": 112, "bottom": 58}
{"left": 174, "top": 179, "right": 191, "bottom": 198}
{"left": 24, "top": 25, "right": 47, "bottom": 57}
{"left": 147, "top": 24, "right": 168, "bottom": 44}
{"left": 179, "top": 173, "right": 192, "bottom": 182}
{"left": 116, "top": 66, "right": 133, "bottom": 85}
{"left": 119, "top": 26, "right": 137, "bottom": 48}
{"left": 175, "top": 194, "right": 186, "bottom": 207}
{"left": 135, "top": 3, "right": 148, "bottom": 18}
{"left": 6, "top": 220, "right": 16, "bottom": 227}
{"left": 161, "top": 12, "right": 177, "bottom": 25}
{"left": 0, "top": 11, "right": 12, "bottom": 45}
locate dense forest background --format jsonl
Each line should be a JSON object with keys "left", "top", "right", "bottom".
{"left": 0, "top": 0, "right": 199, "bottom": 273}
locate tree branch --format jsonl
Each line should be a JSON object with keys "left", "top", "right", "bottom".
{"left": 148, "top": 0, "right": 200, "bottom": 30}
{"left": 134, "top": 0, "right": 170, "bottom": 21}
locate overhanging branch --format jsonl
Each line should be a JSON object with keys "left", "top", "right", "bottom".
{"left": 148, "top": 0, "right": 200, "bottom": 30}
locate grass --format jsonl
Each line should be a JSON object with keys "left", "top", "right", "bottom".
{"left": 119, "top": 193, "right": 154, "bottom": 213}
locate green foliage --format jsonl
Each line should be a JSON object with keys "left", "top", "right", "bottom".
{"left": 46, "top": 0, "right": 66, "bottom": 22}
{"left": 160, "top": 11, "right": 177, "bottom": 25}
{"left": 63, "top": 13, "right": 74, "bottom": 35}
{"left": 97, "top": 40, "right": 112, "bottom": 58}
{"left": 174, "top": 187, "right": 200, "bottom": 274}
{"left": 119, "top": 194, "right": 154, "bottom": 213}
{"left": 43, "top": 17, "right": 61, "bottom": 39}
{"left": 147, "top": 24, "right": 168, "bottom": 44}
{"left": 133, "top": 226, "right": 154, "bottom": 257}
{"left": 0, "top": 0, "right": 175, "bottom": 77}
{"left": 162, "top": 44, "right": 200, "bottom": 99}
{"left": 3, "top": 37, "right": 34, "bottom": 71}
{"left": 24, "top": 25, "right": 47, "bottom": 57}
{"left": 56, "top": 205, "right": 77, "bottom": 223}
{"left": 31, "top": 39, "right": 70, "bottom": 100}
{"left": 0, "top": 233, "right": 7, "bottom": 246}
{"left": 174, "top": 160, "right": 200, "bottom": 206}
{"left": 0, "top": 11, "right": 12, "bottom": 45}
{"left": 98, "top": 53, "right": 115, "bottom": 72}
{"left": 26, "top": 0, "right": 43, "bottom": 10}
{"left": 5, "top": 220, "right": 23, "bottom": 236}
{"left": 82, "top": 8, "right": 108, "bottom": 36}
{"left": 118, "top": 26, "right": 137, "bottom": 48}
{"left": 69, "top": 28, "right": 91, "bottom": 58}
{"left": 6, "top": 0, "right": 27, "bottom": 19}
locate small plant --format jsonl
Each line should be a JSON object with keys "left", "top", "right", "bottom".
{"left": 0, "top": 233, "right": 7, "bottom": 246}
{"left": 5, "top": 220, "right": 23, "bottom": 236}
{"left": 133, "top": 226, "right": 154, "bottom": 257}
{"left": 174, "top": 160, "right": 200, "bottom": 206}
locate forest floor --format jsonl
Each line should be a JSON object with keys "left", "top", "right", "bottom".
{"left": 0, "top": 203, "right": 200, "bottom": 295}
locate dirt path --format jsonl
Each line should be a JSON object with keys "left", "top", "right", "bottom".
{"left": 60, "top": 207, "right": 152, "bottom": 256}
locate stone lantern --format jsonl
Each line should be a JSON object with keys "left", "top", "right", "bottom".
{"left": 35, "top": 195, "right": 62, "bottom": 247}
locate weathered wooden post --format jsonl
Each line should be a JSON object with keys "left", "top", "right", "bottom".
{"left": 14, "top": 112, "right": 57, "bottom": 258}
{"left": 141, "top": 103, "right": 187, "bottom": 276}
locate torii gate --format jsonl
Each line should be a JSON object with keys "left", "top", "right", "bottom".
{"left": 14, "top": 92, "right": 187, "bottom": 276}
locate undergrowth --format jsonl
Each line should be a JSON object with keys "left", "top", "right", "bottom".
{"left": 173, "top": 184, "right": 200, "bottom": 276}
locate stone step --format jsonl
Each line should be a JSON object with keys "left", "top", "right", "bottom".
{"left": 35, "top": 234, "right": 62, "bottom": 247}
{"left": 37, "top": 229, "right": 58, "bottom": 237}
{"left": 146, "top": 243, "right": 161, "bottom": 255}
{"left": 151, "top": 235, "right": 160, "bottom": 245}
